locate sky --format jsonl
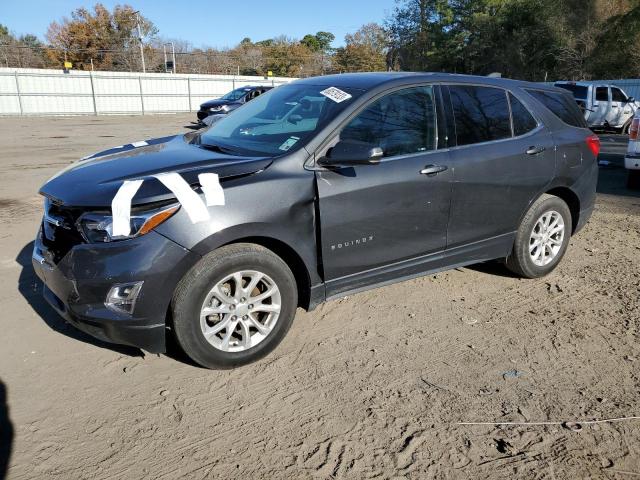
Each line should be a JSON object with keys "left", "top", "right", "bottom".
{"left": 1, "top": 0, "right": 395, "bottom": 48}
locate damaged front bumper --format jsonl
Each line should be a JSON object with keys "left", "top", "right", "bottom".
{"left": 32, "top": 227, "right": 200, "bottom": 353}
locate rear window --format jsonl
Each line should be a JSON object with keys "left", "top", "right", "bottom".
{"left": 595, "top": 87, "right": 608, "bottom": 102}
{"left": 525, "top": 89, "right": 588, "bottom": 128}
{"left": 509, "top": 93, "right": 538, "bottom": 136}
{"left": 555, "top": 83, "right": 588, "bottom": 100}
{"left": 449, "top": 85, "right": 511, "bottom": 146}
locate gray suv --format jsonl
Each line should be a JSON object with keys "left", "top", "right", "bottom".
{"left": 33, "top": 73, "right": 599, "bottom": 368}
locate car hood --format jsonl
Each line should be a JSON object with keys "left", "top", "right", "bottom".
{"left": 200, "top": 99, "right": 240, "bottom": 109}
{"left": 39, "top": 134, "right": 272, "bottom": 207}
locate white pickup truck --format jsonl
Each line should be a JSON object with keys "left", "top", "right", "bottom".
{"left": 555, "top": 81, "right": 639, "bottom": 133}
{"left": 625, "top": 110, "right": 640, "bottom": 188}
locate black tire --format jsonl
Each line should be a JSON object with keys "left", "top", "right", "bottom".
{"left": 506, "top": 194, "right": 572, "bottom": 279}
{"left": 628, "top": 170, "right": 640, "bottom": 189}
{"left": 171, "top": 243, "right": 298, "bottom": 369}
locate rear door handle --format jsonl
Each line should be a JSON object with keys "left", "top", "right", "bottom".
{"left": 526, "top": 146, "right": 546, "bottom": 155}
{"left": 420, "top": 164, "right": 448, "bottom": 176}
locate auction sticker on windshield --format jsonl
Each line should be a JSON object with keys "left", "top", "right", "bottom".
{"left": 320, "top": 87, "right": 352, "bottom": 103}
{"left": 279, "top": 136, "right": 300, "bottom": 151}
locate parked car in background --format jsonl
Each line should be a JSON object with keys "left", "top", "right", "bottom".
{"left": 197, "top": 85, "right": 272, "bottom": 126}
{"left": 34, "top": 73, "right": 598, "bottom": 368}
{"left": 625, "top": 110, "right": 640, "bottom": 188}
{"left": 555, "top": 81, "right": 639, "bottom": 133}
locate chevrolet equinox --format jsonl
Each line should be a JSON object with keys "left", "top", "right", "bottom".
{"left": 33, "top": 73, "right": 599, "bottom": 368}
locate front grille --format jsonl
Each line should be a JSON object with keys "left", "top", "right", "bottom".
{"left": 41, "top": 198, "right": 86, "bottom": 264}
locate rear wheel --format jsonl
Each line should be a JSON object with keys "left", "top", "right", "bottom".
{"left": 506, "top": 194, "right": 572, "bottom": 278}
{"left": 171, "top": 243, "right": 298, "bottom": 368}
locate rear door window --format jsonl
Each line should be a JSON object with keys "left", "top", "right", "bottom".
{"left": 596, "top": 87, "right": 609, "bottom": 102}
{"left": 340, "top": 86, "right": 437, "bottom": 157}
{"left": 525, "top": 89, "right": 588, "bottom": 128}
{"left": 448, "top": 85, "right": 511, "bottom": 146}
{"left": 509, "top": 93, "right": 538, "bottom": 136}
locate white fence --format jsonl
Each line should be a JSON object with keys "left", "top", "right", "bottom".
{"left": 0, "top": 68, "right": 296, "bottom": 116}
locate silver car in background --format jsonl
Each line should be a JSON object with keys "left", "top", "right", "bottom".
{"left": 555, "top": 81, "right": 639, "bottom": 133}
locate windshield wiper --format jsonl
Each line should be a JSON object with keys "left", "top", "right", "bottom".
{"left": 198, "top": 142, "right": 241, "bottom": 156}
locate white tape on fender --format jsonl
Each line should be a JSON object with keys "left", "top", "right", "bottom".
{"left": 112, "top": 179, "right": 144, "bottom": 237}
{"left": 198, "top": 173, "right": 225, "bottom": 206}
{"left": 131, "top": 141, "right": 148, "bottom": 147}
{"left": 153, "top": 172, "right": 210, "bottom": 223}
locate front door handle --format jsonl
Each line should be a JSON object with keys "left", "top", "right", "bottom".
{"left": 526, "top": 146, "right": 546, "bottom": 155}
{"left": 420, "top": 164, "right": 448, "bottom": 176}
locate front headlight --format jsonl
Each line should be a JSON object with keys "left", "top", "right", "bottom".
{"left": 77, "top": 203, "right": 180, "bottom": 243}
{"left": 210, "top": 105, "right": 229, "bottom": 113}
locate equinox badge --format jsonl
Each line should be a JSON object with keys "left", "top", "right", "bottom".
{"left": 331, "top": 235, "right": 374, "bottom": 251}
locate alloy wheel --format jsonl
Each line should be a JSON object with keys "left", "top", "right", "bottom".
{"left": 200, "top": 270, "right": 281, "bottom": 352}
{"left": 529, "top": 210, "right": 565, "bottom": 267}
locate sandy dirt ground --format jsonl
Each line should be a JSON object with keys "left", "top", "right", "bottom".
{"left": 0, "top": 115, "right": 638, "bottom": 480}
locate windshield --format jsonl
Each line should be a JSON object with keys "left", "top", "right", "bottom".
{"left": 221, "top": 88, "right": 251, "bottom": 101}
{"left": 199, "top": 83, "right": 363, "bottom": 156}
{"left": 555, "top": 83, "right": 588, "bottom": 100}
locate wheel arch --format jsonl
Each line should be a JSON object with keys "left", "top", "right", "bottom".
{"left": 543, "top": 186, "right": 581, "bottom": 234}
{"left": 515, "top": 186, "right": 581, "bottom": 239}
{"left": 165, "top": 233, "right": 316, "bottom": 355}
{"left": 183, "top": 220, "right": 321, "bottom": 311}
{"left": 220, "top": 236, "right": 313, "bottom": 310}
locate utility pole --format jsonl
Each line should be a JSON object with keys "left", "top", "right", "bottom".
{"left": 171, "top": 42, "right": 176, "bottom": 74}
{"left": 163, "top": 42, "right": 176, "bottom": 73}
{"left": 163, "top": 44, "right": 167, "bottom": 73}
{"left": 134, "top": 11, "right": 146, "bottom": 73}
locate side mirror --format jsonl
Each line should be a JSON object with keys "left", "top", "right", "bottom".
{"left": 318, "top": 140, "right": 383, "bottom": 167}
{"left": 288, "top": 114, "right": 303, "bottom": 124}
{"left": 628, "top": 96, "right": 635, "bottom": 103}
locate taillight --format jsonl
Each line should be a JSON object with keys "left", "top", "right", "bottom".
{"left": 630, "top": 118, "right": 640, "bottom": 141}
{"left": 586, "top": 134, "right": 601, "bottom": 157}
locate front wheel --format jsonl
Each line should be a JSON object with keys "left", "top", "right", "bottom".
{"left": 171, "top": 243, "right": 298, "bottom": 369}
{"left": 506, "top": 194, "right": 572, "bottom": 279}
{"left": 628, "top": 170, "right": 640, "bottom": 189}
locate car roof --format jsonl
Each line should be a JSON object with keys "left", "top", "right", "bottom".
{"left": 555, "top": 81, "right": 592, "bottom": 86}
{"left": 292, "top": 72, "right": 560, "bottom": 92}
{"left": 555, "top": 81, "right": 622, "bottom": 88}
